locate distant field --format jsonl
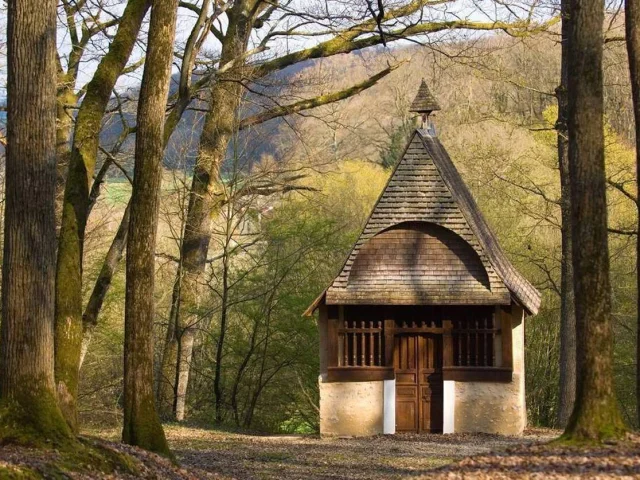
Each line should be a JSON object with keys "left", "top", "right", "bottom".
{"left": 102, "top": 178, "right": 132, "bottom": 207}
{"left": 100, "top": 173, "right": 191, "bottom": 208}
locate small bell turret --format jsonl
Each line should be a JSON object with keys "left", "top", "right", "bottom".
{"left": 409, "top": 79, "right": 440, "bottom": 135}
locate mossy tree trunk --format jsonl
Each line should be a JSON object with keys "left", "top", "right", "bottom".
{"left": 55, "top": 80, "right": 77, "bottom": 209}
{"left": 54, "top": 0, "right": 150, "bottom": 433}
{"left": 556, "top": 0, "right": 577, "bottom": 428}
{"left": 625, "top": 0, "right": 640, "bottom": 428}
{"left": 562, "top": 0, "right": 626, "bottom": 442}
{"left": 122, "top": 0, "right": 178, "bottom": 457}
{"left": 0, "top": 0, "right": 73, "bottom": 445}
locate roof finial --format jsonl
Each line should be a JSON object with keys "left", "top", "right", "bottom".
{"left": 409, "top": 79, "right": 440, "bottom": 135}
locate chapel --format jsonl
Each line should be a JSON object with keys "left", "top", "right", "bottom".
{"left": 305, "top": 80, "right": 541, "bottom": 436}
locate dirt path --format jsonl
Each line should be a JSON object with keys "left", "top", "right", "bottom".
{"left": 159, "top": 426, "right": 555, "bottom": 480}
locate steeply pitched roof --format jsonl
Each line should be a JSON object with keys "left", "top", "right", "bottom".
{"left": 409, "top": 79, "right": 441, "bottom": 113}
{"left": 304, "top": 130, "right": 541, "bottom": 316}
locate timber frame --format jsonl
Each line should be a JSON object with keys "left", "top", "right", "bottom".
{"left": 320, "top": 303, "right": 515, "bottom": 384}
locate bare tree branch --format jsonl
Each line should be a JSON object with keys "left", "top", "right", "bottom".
{"left": 239, "top": 62, "right": 402, "bottom": 129}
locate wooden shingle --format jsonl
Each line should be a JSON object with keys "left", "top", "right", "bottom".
{"left": 409, "top": 79, "right": 441, "bottom": 113}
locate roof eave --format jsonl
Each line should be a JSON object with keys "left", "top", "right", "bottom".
{"left": 303, "top": 290, "right": 326, "bottom": 316}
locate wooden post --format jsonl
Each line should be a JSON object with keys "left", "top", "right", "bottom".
{"left": 318, "top": 303, "right": 329, "bottom": 373}
{"left": 327, "top": 305, "right": 339, "bottom": 368}
{"left": 384, "top": 319, "right": 395, "bottom": 367}
{"left": 443, "top": 319, "right": 453, "bottom": 367}
{"left": 499, "top": 305, "right": 513, "bottom": 369}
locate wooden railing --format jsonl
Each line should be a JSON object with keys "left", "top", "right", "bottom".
{"left": 338, "top": 319, "right": 384, "bottom": 367}
{"left": 451, "top": 315, "right": 496, "bottom": 367}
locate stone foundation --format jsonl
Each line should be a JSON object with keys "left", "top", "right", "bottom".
{"left": 319, "top": 376, "right": 384, "bottom": 436}
{"left": 453, "top": 373, "right": 525, "bottom": 435}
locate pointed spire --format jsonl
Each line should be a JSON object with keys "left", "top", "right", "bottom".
{"left": 409, "top": 79, "right": 441, "bottom": 114}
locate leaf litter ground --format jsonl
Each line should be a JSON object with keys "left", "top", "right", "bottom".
{"left": 4, "top": 425, "right": 640, "bottom": 478}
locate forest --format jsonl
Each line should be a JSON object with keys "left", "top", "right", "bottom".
{"left": 2, "top": 0, "right": 640, "bottom": 477}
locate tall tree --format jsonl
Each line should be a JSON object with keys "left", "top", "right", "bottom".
{"left": 0, "top": 0, "right": 72, "bottom": 443}
{"left": 563, "top": 0, "right": 626, "bottom": 441}
{"left": 556, "top": 0, "right": 577, "bottom": 428}
{"left": 54, "top": 0, "right": 150, "bottom": 432}
{"left": 122, "top": 0, "right": 178, "bottom": 456}
{"left": 625, "top": 0, "right": 640, "bottom": 428}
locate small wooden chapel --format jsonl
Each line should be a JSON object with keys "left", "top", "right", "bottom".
{"left": 304, "top": 80, "right": 541, "bottom": 437}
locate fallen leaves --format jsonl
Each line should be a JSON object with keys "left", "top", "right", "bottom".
{"left": 422, "top": 433, "right": 640, "bottom": 479}
{"left": 8, "top": 425, "right": 635, "bottom": 479}
{"left": 165, "top": 425, "right": 556, "bottom": 479}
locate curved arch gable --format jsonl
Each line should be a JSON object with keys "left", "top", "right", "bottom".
{"left": 348, "top": 221, "right": 491, "bottom": 295}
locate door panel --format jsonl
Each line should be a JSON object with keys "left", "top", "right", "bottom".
{"left": 394, "top": 335, "right": 418, "bottom": 432}
{"left": 396, "top": 398, "right": 417, "bottom": 432}
{"left": 419, "top": 335, "right": 443, "bottom": 433}
{"left": 394, "top": 334, "right": 443, "bottom": 433}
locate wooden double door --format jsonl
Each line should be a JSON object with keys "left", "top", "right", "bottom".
{"left": 394, "top": 334, "right": 443, "bottom": 433}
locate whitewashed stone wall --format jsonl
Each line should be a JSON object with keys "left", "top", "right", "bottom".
{"left": 319, "top": 376, "right": 384, "bottom": 436}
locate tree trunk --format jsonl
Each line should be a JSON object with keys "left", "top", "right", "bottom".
{"left": 213, "top": 252, "right": 230, "bottom": 423}
{"left": 563, "top": 0, "right": 626, "bottom": 441}
{"left": 167, "top": 12, "right": 252, "bottom": 421}
{"left": 556, "top": 0, "right": 577, "bottom": 428}
{"left": 625, "top": 0, "right": 640, "bottom": 429}
{"left": 55, "top": 81, "right": 76, "bottom": 213}
{"left": 54, "top": 0, "right": 150, "bottom": 432}
{"left": 0, "top": 0, "right": 72, "bottom": 444}
{"left": 174, "top": 325, "right": 196, "bottom": 421}
{"left": 122, "top": 0, "right": 177, "bottom": 457}
{"left": 156, "top": 275, "right": 181, "bottom": 418}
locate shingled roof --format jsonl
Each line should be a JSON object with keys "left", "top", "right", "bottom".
{"left": 409, "top": 79, "right": 441, "bottom": 113}
{"left": 304, "top": 129, "right": 541, "bottom": 316}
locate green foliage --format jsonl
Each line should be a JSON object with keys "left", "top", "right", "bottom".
{"left": 379, "top": 120, "right": 415, "bottom": 169}
{"left": 179, "top": 160, "right": 388, "bottom": 432}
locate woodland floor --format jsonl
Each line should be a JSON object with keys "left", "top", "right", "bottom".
{"left": 5, "top": 425, "right": 640, "bottom": 478}
{"left": 89, "top": 425, "right": 558, "bottom": 479}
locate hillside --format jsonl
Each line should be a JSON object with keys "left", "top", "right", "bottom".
{"left": 99, "top": 23, "right": 632, "bottom": 182}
